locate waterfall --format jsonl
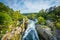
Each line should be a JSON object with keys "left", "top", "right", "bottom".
{"left": 22, "top": 20, "right": 39, "bottom": 40}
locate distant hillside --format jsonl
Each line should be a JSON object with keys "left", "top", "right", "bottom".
{"left": 22, "top": 13, "right": 38, "bottom": 15}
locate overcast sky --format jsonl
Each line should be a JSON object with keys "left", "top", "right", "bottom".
{"left": 0, "top": 0, "right": 60, "bottom": 13}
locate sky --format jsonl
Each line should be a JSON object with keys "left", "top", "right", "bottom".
{"left": 0, "top": 0, "right": 60, "bottom": 13}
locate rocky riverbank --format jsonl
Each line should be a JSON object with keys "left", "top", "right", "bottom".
{"left": 36, "top": 24, "right": 57, "bottom": 40}
{"left": 1, "top": 27, "right": 23, "bottom": 40}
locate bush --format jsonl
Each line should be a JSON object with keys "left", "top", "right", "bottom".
{"left": 0, "top": 12, "right": 12, "bottom": 26}
{"left": 56, "top": 22, "right": 60, "bottom": 29}
{"left": 0, "top": 12, "right": 12, "bottom": 34}
{"left": 38, "top": 16, "right": 46, "bottom": 24}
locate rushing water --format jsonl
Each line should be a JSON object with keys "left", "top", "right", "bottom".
{"left": 22, "top": 20, "right": 39, "bottom": 40}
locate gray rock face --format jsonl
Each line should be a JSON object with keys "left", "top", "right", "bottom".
{"left": 55, "top": 29, "right": 60, "bottom": 40}
{"left": 36, "top": 25, "right": 57, "bottom": 40}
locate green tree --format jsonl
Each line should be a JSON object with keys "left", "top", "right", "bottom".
{"left": 0, "top": 12, "right": 12, "bottom": 26}
{"left": 12, "top": 11, "right": 20, "bottom": 21}
{"left": 31, "top": 13, "right": 36, "bottom": 20}
{"left": 38, "top": 16, "right": 45, "bottom": 24}
{"left": 12, "top": 11, "right": 21, "bottom": 26}
{"left": 47, "top": 13, "right": 56, "bottom": 21}
{"left": 47, "top": 6, "right": 60, "bottom": 22}
{"left": 0, "top": 2, "right": 14, "bottom": 17}
{"left": 0, "top": 12, "right": 12, "bottom": 34}
{"left": 56, "top": 22, "right": 60, "bottom": 30}
{"left": 37, "top": 9, "right": 47, "bottom": 17}
{"left": 27, "top": 15, "right": 31, "bottom": 19}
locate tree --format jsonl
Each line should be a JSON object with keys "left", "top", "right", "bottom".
{"left": 0, "top": 2, "right": 8, "bottom": 12}
{"left": 0, "top": 12, "right": 12, "bottom": 34}
{"left": 38, "top": 16, "right": 46, "bottom": 24}
{"left": 12, "top": 11, "right": 20, "bottom": 21}
{"left": 46, "top": 13, "right": 56, "bottom": 21}
{"left": 0, "top": 12, "right": 12, "bottom": 26}
{"left": 0, "top": 2, "right": 14, "bottom": 17}
{"left": 46, "top": 6, "right": 60, "bottom": 22}
{"left": 27, "top": 13, "right": 36, "bottom": 20}
{"left": 37, "top": 9, "right": 47, "bottom": 17}
{"left": 27, "top": 15, "right": 31, "bottom": 19}
{"left": 31, "top": 13, "right": 36, "bottom": 20}
{"left": 12, "top": 11, "right": 21, "bottom": 27}
{"left": 56, "top": 22, "right": 60, "bottom": 30}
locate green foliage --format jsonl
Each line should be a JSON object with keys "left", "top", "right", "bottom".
{"left": 31, "top": 13, "right": 36, "bottom": 19}
{"left": 0, "top": 12, "right": 12, "bottom": 26}
{"left": 24, "top": 16, "right": 28, "bottom": 23}
{"left": 56, "top": 22, "right": 60, "bottom": 30}
{"left": 0, "top": 2, "right": 8, "bottom": 12}
{"left": 47, "top": 6, "right": 60, "bottom": 21}
{"left": 47, "top": 13, "right": 56, "bottom": 21}
{"left": 27, "top": 15, "right": 30, "bottom": 19}
{"left": 27, "top": 13, "right": 36, "bottom": 20}
{"left": 38, "top": 16, "right": 45, "bottom": 24}
{"left": 19, "top": 15, "right": 24, "bottom": 21}
{"left": 0, "top": 2, "right": 14, "bottom": 13}
{"left": 12, "top": 11, "right": 20, "bottom": 21}
{"left": 40, "top": 25, "right": 50, "bottom": 29}
{"left": 0, "top": 12, "right": 12, "bottom": 36}
{"left": 37, "top": 9, "right": 47, "bottom": 17}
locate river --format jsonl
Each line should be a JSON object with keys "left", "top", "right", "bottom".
{"left": 22, "top": 20, "right": 39, "bottom": 40}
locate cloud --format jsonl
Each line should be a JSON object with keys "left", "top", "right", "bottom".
{"left": 0, "top": 0, "right": 60, "bottom": 13}
{"left": 20, "top": 0, "right": 60, "bottom": 13}
{"left": 23, "top": 0, "right": 50, "bottom": 13}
